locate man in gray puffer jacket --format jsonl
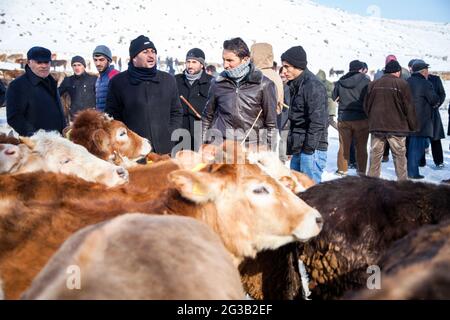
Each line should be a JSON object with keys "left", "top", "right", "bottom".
{"left": 202, "top": 37, "right": 277, "bottom": 150}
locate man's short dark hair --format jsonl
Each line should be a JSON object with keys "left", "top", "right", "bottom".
{"left": 206, "top": 65, "right": 216, "bottom": 73}
{"left": 223, "top": 37, "right": 250, "bottom": 59}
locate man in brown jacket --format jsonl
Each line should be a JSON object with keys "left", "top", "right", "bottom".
{"left": 364, "top": 60, "right": 417, "bottom": 180}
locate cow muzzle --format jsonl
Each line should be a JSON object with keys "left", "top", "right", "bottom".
{"left": 292, "top": 209, "right": 323, "bottom": 242}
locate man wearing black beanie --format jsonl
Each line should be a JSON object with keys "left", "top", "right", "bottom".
{"left": 332, "top": 59, "right": 370, "bottom": 177}
{"left": 364, "top": 59, "right": 417, "bottom": 180}
{"left": 58, "top": 55, "right": 97, "bottom": 121}
{"left": 105, "top": 35, "right": 183, "bottom": 155}
{"left": 280, "top": 45, "right": 328, "bottom": 183}
{"left": 175, "top": 48, "right": 212, "bottom": 151}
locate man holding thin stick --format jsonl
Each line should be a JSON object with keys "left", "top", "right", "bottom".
{"left": 202, "top": 37, "right": 277, "bottom": 151}
{"left": 175, "top": 48, "right": 213, "bottom": 151}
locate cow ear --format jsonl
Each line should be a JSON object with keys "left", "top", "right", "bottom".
{"left": 168, "top": 170, "right": 220, "bottom": 203}
{"left": 92, "top": 129, "right": 111, "bottom": 153}
{"left": 19, "top": 136, "right": 36, "bottom": 149}
{"left": 290, "top": 170, "right": 316, "bottom": 190}
{"left": 175, "top": 150, "right": 205, "bottom": 170}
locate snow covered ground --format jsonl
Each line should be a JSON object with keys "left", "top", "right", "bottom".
{"left": 322, "top": 107, "right": 450, "bottom": 184}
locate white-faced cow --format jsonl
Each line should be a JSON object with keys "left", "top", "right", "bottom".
{"left": 67, "top": 109, "right": 152, "bottom": 166}
{"left": 0, "top": 131, "right": 128, "bottom": 187}
{"left": 21, "top": 214, "right": 245, "bottom": 300}
{"left": 0, "top": 159, "right": 322, "bottom": 299}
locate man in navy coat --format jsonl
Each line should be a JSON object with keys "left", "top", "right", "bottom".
{"left": 6, "top": 46, "right": 66, "bottom": 136}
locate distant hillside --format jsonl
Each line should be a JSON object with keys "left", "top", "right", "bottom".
{"left": 0, "top": 0, "right": 449, "bottom": 72}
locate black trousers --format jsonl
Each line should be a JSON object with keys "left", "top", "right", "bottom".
{"left": 420, "top": 139, "right": 443, "bottom": 166}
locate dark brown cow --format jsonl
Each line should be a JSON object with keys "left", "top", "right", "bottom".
{"left": 239, "top": 176, "right": 450, "bottom": 299}
{"left": 21, "top": 214, "right": 245, "bottom": 300}
{"left": 347, "top": 220, "right": 450, "bottom": 299}
{"left": 68, "top": 109, "right": 152, "bottom": 166}
{"left": 0, "top": 160, "right": 322, "bottom": 299}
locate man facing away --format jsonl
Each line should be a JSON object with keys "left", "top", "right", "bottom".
{"left": 105, "top": 35, "right": 183, "bottom": 155}
{"left": 364, "top": 60, "right": 417, "bottom": 180}
{"left": 406, "top": 60, "right": 440, "bottom": 179}
{"left": 332, "top": 60, "right": 370, "bottom": 176}
{"left": 6, "top": 46, "right": 66, "bottom": 136}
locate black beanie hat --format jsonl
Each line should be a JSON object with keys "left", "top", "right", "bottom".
{"left": 281, "top": 46, "right": 307, "bottom": 69}
{"left": 186, "top": 48, "right": 206, "bottom": 66}
{"left": 129, "top": 35, "right": 157, "bottom": 59}
{"left": 349, "top": 60, "right": 364, "bottom": 72}
{"left": 384, "top": 60, "right": 402, "bottom": 74}
{"left": 71, "top": 55, "right": 86, "bottom": 68}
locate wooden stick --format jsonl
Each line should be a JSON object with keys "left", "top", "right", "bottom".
{"left": 240, "top": 109, "right": 263, "bottom": 147}
{"left": 180, "top": 95, "right": 202, "bottom": 119}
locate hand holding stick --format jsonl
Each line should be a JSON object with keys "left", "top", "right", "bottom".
{"left": 180, "top": 95, "right": 202, "bottom": 119}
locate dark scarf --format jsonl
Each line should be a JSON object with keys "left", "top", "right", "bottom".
{"left": 127, "top": 61, "right": 157, "bottom": 83}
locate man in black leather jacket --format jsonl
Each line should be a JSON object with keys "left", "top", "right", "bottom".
{"left": 202, "top": 37, "right": 277, "bottom": 151}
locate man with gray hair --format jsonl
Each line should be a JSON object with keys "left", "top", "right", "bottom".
{"left": 406, "top": 60, "right": 439, "bottom": 179}
{"left": 93, "top": 45, "right": 119, "bottom": 111}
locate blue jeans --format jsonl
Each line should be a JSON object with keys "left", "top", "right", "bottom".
{"left": 407, "top": 136, "right": 427, "bottom": 177}
{"left": 314, "top": 150, "right": 327, "bottom": 183}
{"left": 291, "top": 150, "right": 326, "bottom": 184}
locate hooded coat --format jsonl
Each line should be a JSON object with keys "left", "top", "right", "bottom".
{"left": 332, "top": 71, "right": 370, "bottom": 121}
{"left": 251, "top": 43, "right": 284, "bottom": 115}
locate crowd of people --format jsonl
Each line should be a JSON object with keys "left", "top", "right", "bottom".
{"left": 2, "top": 35, "right": 449, "bottom": 183}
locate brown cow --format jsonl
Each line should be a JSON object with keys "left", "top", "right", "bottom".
{"left": 0, "top": 131, "right": 128, "bottom": 187}
{"left": 68, "top": 109, "right": 152, "bottom": 166}
{"left": 347, "top": 220, "right": 450, "bottom": 299}
{"left": 239, "top": 176, "right": 450, "bottom": 300}
{"left": 1, "top": 70, "right": 25, "bottom": 83}
{"left": 6, "top": 54, "right": 23, "bottom": 63}
{"left": 21, "top": 214, "right": 245, "bottom": 300}
{"left": 0, "top": 160, "right": 322, "bottom": 299}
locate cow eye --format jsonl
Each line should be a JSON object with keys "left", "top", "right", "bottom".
{"left": 253, "top": 186, "right": 270, "bottom": 195}
{"left": 61, "top": 158, "right": 71, "bottom": 164}
{"left": 120, "top": 131, "right": 127, "bottom": 137}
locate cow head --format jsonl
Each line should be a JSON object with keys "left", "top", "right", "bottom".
{"left": 246, "top": 150, "right": 315, "bottom": 193}
{"left": 69, "top": 109, "right": 151, "bottom": 166}
{"left": 167, "top": 162, "right": 323, "bottom": 263}
{"left": 1, "top": 131, "right": 129, "bottom": 187}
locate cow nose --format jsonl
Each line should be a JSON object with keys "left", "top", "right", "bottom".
{"left": 116, "top": 167, "right": 129, "bottom": 181}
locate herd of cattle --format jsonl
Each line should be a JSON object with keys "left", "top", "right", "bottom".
{"left": 0, "top": 109, "right": 449, "bottom": 300}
